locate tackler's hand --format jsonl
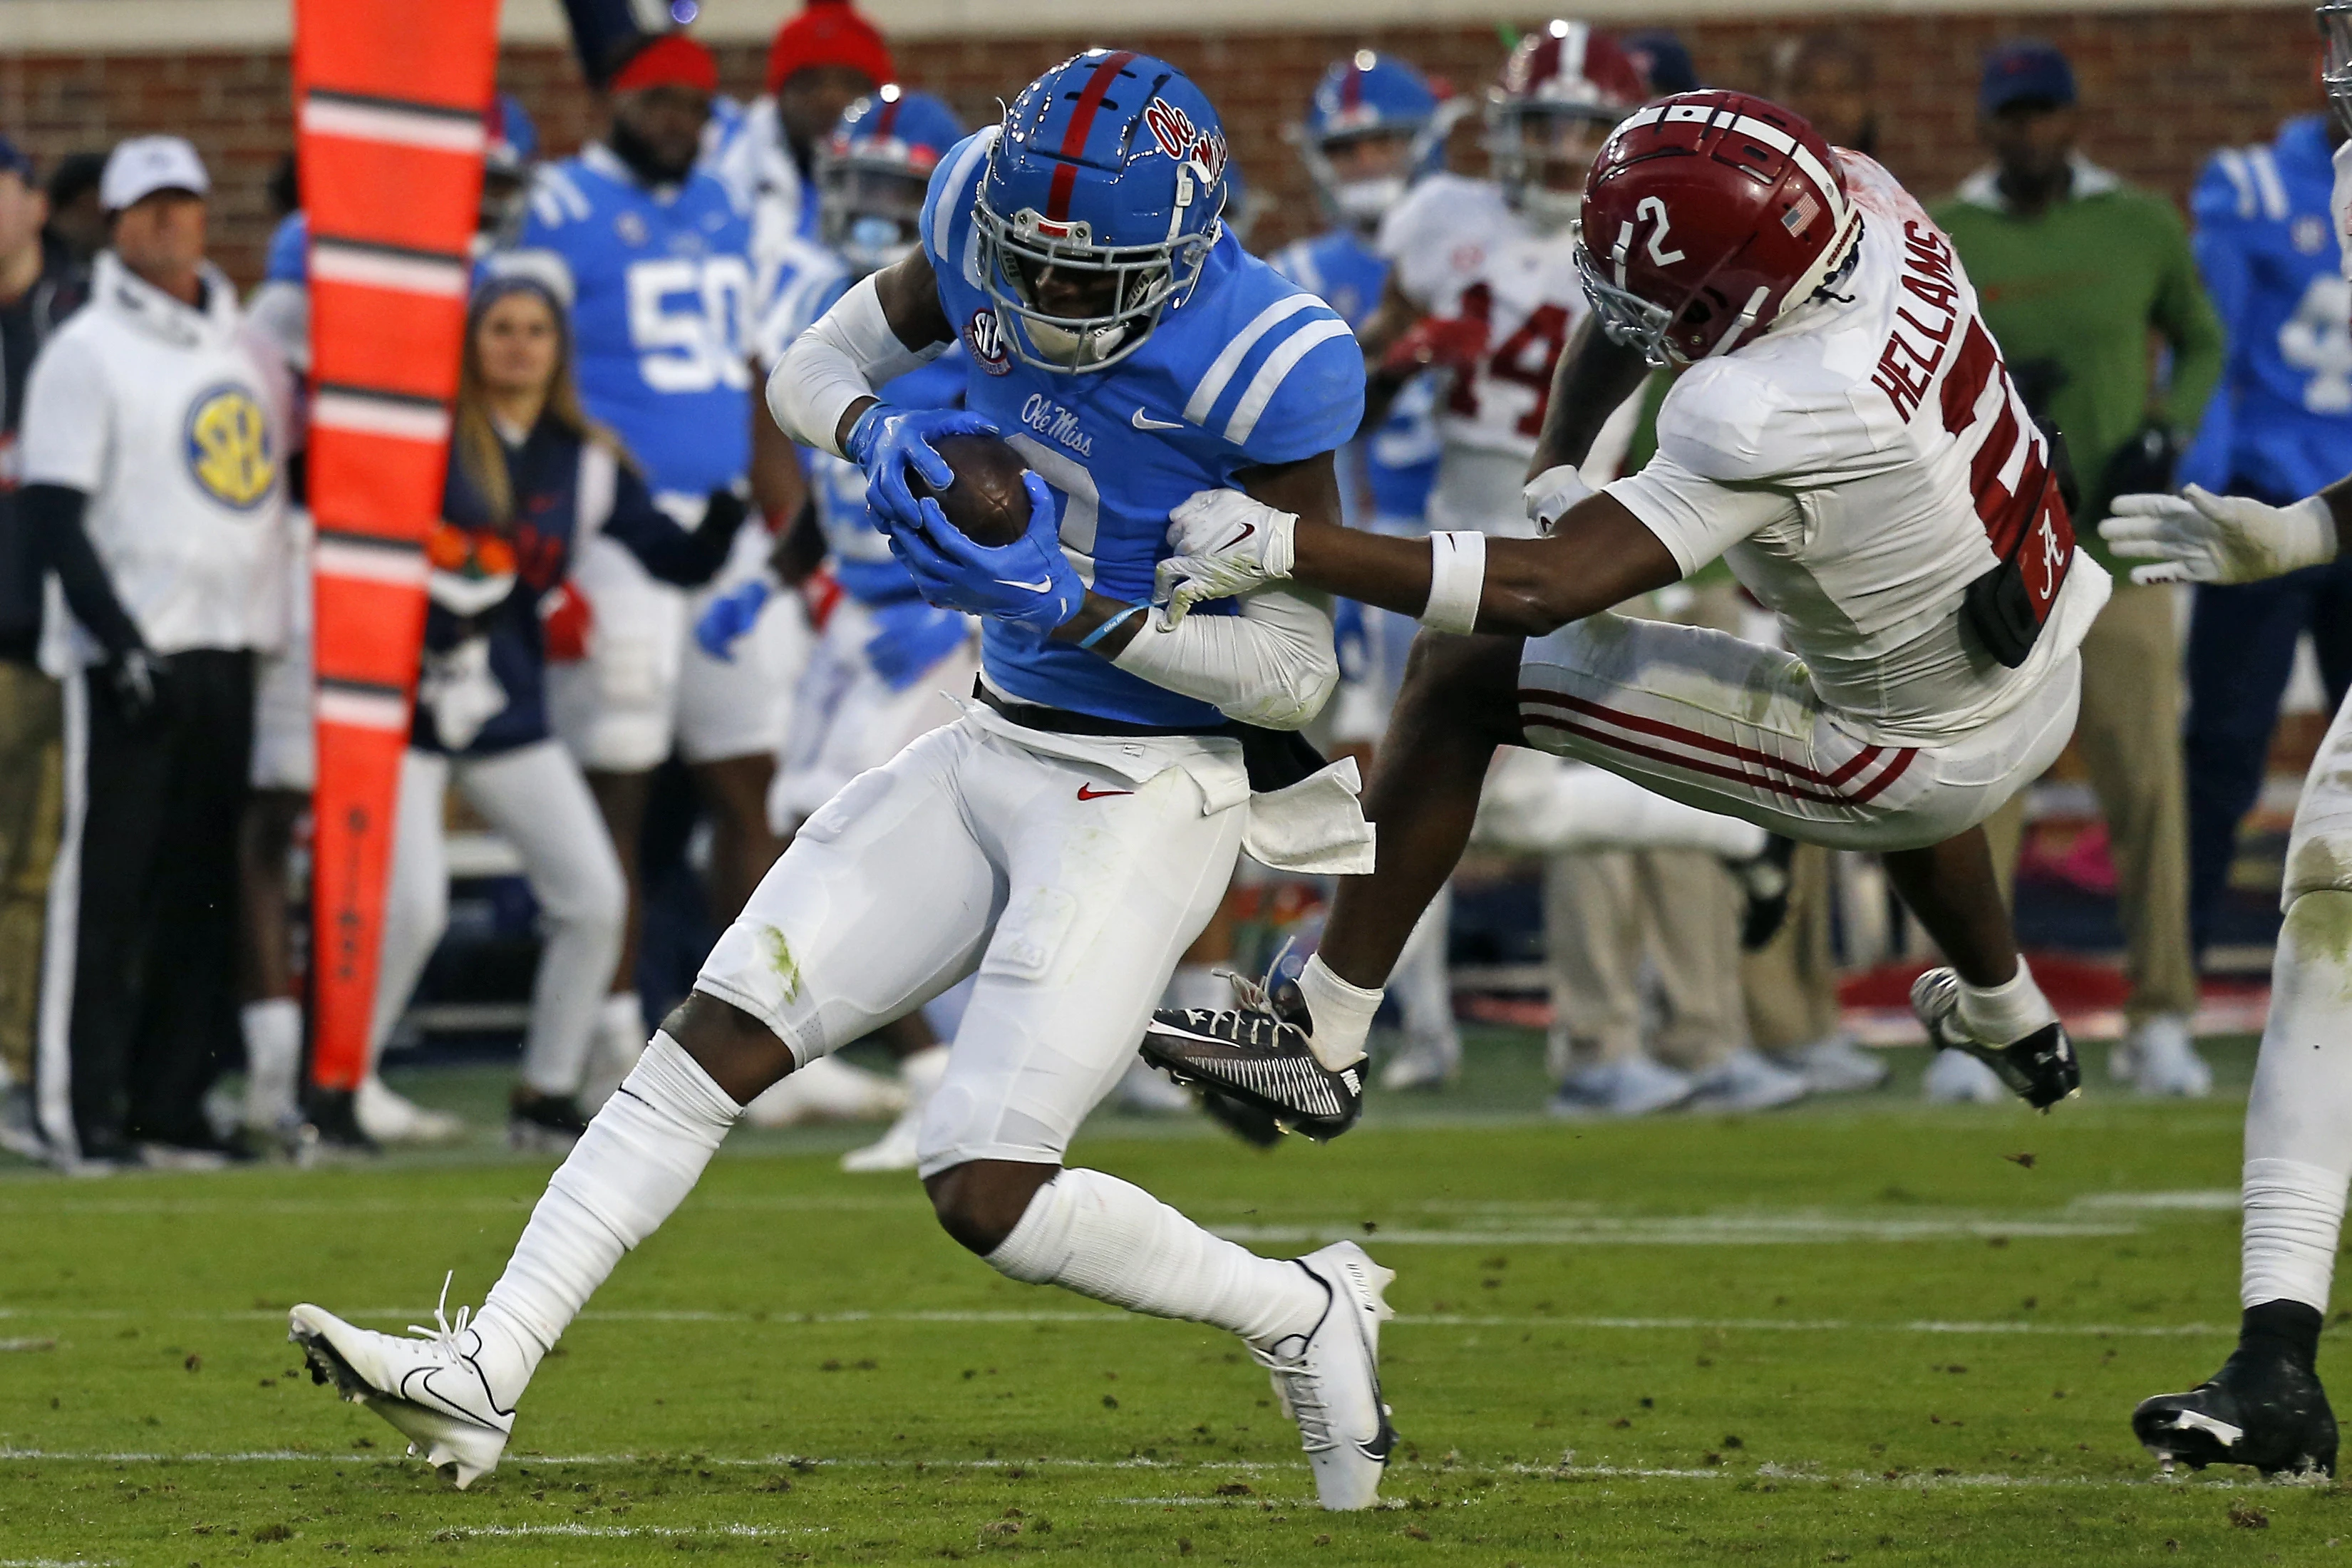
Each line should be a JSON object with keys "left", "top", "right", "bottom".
{"left": 1153, "top": 488, "right": 1298, "bottom": 629}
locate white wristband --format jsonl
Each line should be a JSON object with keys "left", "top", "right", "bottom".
{"left": 1420, "top": 530, "right": 1486, "bottom": 635}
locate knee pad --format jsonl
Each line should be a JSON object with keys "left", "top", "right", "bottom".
{"left": 2281, "top": 886, "right": 2352, "bottom": 960}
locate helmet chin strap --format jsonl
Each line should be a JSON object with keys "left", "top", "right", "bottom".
{"left": 1703, "top": 284, "right": 1775, "bottom": 359}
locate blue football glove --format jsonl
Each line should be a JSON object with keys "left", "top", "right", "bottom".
{"left": 693, "top": 579, "right": 772, "bottom": 663}
{"left": 843, "top": 402, "right": 1000, "bottom": 531}
{"left": 864, "top": 598, "right": 971, "bottom": 691}
{"left": 886, "top": 470, "right": 1082, "bottom": 643}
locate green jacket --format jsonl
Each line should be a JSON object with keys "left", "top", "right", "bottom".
{"left": 1932, "top": 156, "right": 2225, "bottom": 570}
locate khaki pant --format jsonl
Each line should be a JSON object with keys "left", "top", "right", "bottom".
{"left": 0, "top": 661, "right": 61, "bottom": 1084}
{"left": 1545, "top": 849, "right": 1748, "bottom": 1072}
{"left": 1981, "top": 581, "right": 2196, "bottom": 1023}
{"left": 1741, "top": 842, "right": 1843, "bottom": 1052}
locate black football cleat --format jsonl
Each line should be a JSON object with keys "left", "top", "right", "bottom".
{"left": 2132, "top": 1345, "right": 2338, "bottom": 1478}
{"left": 1199, "top": 1088, "right": 1289, "bottom": 1149}
{"left": 1140, "top": 981, "right": 1363, "bottom": 1142}
{"left": 1909, "top": 967, "right": 2079, "bottom": 1111}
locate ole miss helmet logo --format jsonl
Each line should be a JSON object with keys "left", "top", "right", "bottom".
{"left": 965, "top": 309, "right": 1011, "bottom": 375}
{"left": 1143, "top": 100, "right": 1228, "bottom": 182}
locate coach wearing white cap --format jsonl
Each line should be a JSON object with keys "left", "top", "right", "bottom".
{"left": 14, "top": 135, "right": 293, "bottom": 1170}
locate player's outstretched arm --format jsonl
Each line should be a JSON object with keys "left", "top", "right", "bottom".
{"left": 1160, "top": 487, "right": 1679, "bottom": 639}
{"left": 2101, "top": 478, "right": 2352, "bottom": 584}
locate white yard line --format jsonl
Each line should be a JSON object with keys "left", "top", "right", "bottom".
{"left": 0, "top": 1305, "right": 2240, "bottom": 1336}
{"left": 0, "top": 1448, "right": 2268, "bottom": 1497}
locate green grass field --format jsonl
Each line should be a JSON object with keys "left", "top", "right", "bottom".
{"left": 2, "top": 1032, "right": 2344, "bottom": 1566}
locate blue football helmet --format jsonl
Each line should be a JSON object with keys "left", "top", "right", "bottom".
{"left": 1296, "top": 52, "right": 1453, "bottom": 234}
{"left": 820, "top": 86, "right": 965, "bottom": 277}
{"left": 975, "top": 49, "right": 1228, "bottom": 373}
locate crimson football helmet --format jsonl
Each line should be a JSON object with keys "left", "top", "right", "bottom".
{"left": 1573, "top": 90, "right": 1862, "bottom": 366}
{"left": 1486, "top": 21, "right": 1647, "bottom": 234}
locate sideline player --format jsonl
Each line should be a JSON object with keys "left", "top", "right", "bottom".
{"left": 720, "top": 86, "right": 981, "bottom": 1160}
{"left": 1267, "top": 51, "right": 1458, "bottom": 1090}
{"left": 507, "top": 33, "right": 806, "bottom": 1113}
{"left": 291, "top": 51, "right": 1402, "bottom": 1511}
{"left": 1140, "top": 89, "right": 2098, "bottom": 1131}
{"left": 2116, "top": 1, "right": 2352, "bottom": 1480}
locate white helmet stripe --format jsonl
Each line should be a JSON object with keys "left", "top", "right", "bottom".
{"left": 1621, "top": 101, "right": 1850, "bottom": 237}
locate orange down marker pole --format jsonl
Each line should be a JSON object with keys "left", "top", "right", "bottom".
{"left": 294, "top": 1, "right": 500, "bottom": 1093}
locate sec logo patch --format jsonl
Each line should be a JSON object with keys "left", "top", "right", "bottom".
{"left": 965, "top": 308, "right": 1011, "bottom": 376}
{"left": 183, "top": 383, "right": 275, "bottom": 510}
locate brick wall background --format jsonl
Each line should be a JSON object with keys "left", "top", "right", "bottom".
{"left": 0, "top": 9, "right": 2324, "bottom": 288}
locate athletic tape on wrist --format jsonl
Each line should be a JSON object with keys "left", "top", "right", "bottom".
{"left": 1077, "top": 602, "right": 1145, "bottom": 651}
{"left": 1420, "top": 530, "right": 1487, "bottom": 635}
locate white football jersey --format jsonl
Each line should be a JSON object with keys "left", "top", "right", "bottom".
{"left": 1379, "top": 173, "right": 1596, "bottom": 535}
{"left": 1604, "top": 153, "right": 2111, "bottom": 746}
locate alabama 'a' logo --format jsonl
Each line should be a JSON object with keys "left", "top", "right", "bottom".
{"left": 965, "top": 309, "right": 1011, "bottom": 376}
{"left": 184, "top": 383, "right": 275, "bottom": 510}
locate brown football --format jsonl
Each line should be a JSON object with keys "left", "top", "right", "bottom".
{"left": 909, "top": 433, "right": 1032, "bottom": 548}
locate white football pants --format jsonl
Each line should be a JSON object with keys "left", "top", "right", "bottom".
{"left": 373, "top": 741, "right": 625, "bottom": 1097}
{"left": 1516, "top": 611, "right": 2080, "bottom": 852}
{"left": 769, "top": 597, "right": 981, "bottom": 834}
{"left": 698, "top": 715, "right": 1247, "bottom": 1175}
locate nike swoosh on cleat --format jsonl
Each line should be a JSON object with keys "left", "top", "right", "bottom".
{"left": 1131, "top": 408, "right": 1185, "bottom": 430}
{"left": 995, "top": 577, "right": 1056, "bottom": 593}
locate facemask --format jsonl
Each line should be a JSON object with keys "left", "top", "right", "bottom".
{"left": 1333, "top": 177, "right": 1407, "bottom": 231}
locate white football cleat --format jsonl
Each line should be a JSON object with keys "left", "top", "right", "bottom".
{"left": 1376, "top": 1027, "right": 1462, "bottom": 1093}
{"left": 1254, "top": 1240, "right": 1398, "bottom": 1511}
{"left": 840, "top": 1045, "right": 949, "bottom": 1173}
{"left": 1547, "top": 1053, "right": 1693, "bottom": 1119}
{"left": 1921, "top": 1046, "right": 2007, "bottom": 1104}
{"left": 356, "top": 1076, "right": 465, "bottom": 1145}
{"left": 742, "top": 1053, "right": 907, "bottom": 1128}
{"left": 1773, "top": 1032, "right": 1889, "bottom": 1095}
{"left": 2127, "top": 1014, "right": 2212, "bottom": 1098}
{"left": 1683, "top": 1048, "right": 1810, "bottom": 1113}
{"left": 289, "top": 1276, "right": 513, "bottom": 1489}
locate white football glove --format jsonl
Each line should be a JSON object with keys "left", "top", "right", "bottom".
{"left": 1522, "top": 463, "right": 1596, "bottom": 535}
{"left": 1154, "top": 488, "right": 1298, "bottom": 628}
{"left": 2100, "top": 485, "right": 2338, "bottom": 586}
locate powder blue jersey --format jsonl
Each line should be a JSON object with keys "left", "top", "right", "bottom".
{"left": 1269, "top": 227, "right": 1440, "bottom": 526}
{"left": 2179, "top": 116, "right": 2352, "bottom": 502}
{"left": 922, "top": 129, "right": 1365, "bottom": 728}
{"left": 762, "top": 232, "right": 966, "bottom": 608}
{"left": 517, "top": 144, "right": 755, "bottom": 498}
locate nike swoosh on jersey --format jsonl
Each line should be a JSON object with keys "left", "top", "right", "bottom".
{"left": 1076, "top": 783, "right": 1134, "bottom": 800}
{"left": 1130, "top": 408, "right": 1185, "bottom": 430}
{"left": 995, "top": 577, "right": 1056, "bottom": 593}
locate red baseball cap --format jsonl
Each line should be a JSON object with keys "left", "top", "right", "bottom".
{"left": 765, "top": 0, "right": 893, "bottom": 96}
{"left": 611, "top": 32, "right": 720, "bottom": 96}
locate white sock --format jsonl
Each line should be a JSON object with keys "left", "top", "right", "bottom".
{"left": 2240, "top": 889, "right": 2352, "bottom": 1311}
{"left": 472, "top": 1032, "right": 740, "bottom": 1403}
{"left": 1162, "top": 961, "right": 1230, "bottom": 1015}
{"left": 986, "top": 1167, "right": 1324, "bottom": 1346}
{"left": 1956, "top": 957, "right": 2056, "bottom": 1044}
{"left": 241, "top": 998, "right": 303, "bottom": 1128}
{"left": 1296, "top": 952, "right": 1381, "bottom": 1071}
{"left": 2243, "top": 1157, "right": 2348, "bottom": 1312}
